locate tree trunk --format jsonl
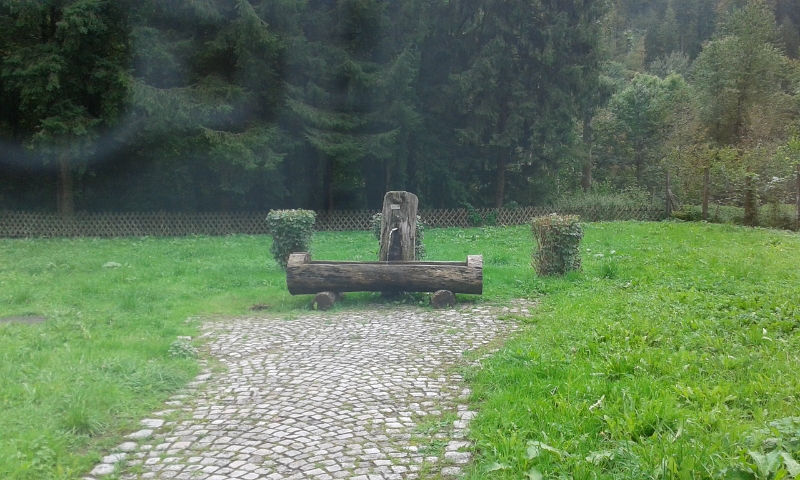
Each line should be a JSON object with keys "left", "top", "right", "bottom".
{"left": 323, "top": 156, "right": 334, "bottom": 212}
{"left": 286, "top": 253, "right": 483, "bottom": 295}
{"left": 379, "top": 191, "right": 418, "bottom": 261}
{"left": 406, "top": 151, "right": 417, "bottom": 200}
{"left": 635, "top": 150, "right": 643, "bottom": 185}
{"left": 665, "top": 170, "right": 673, "bottom": 218}
{"left": 581, "top": 114, "right": 593, "bottom": 191}
{"left": 385, "top": 159, "right": 392, "bottom": 193}
{"left": 57, "top": 156, "right": 74, "bottom": 216}
{"left": 494, "top": 96, "right": 511, "bottom": 208}
{"left": 743, "top": 168, "right": 757, "bottom": 227}
{"left": 581, "top": 162, "right": 593, "bottom": 191}
{"left": 495, "top": 153, "right": 507, "bottom": 208}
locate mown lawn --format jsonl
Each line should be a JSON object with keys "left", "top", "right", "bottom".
{"left": 0, "top": 234, "right": 324, "bottom": 480}
{"left": 464, "top": 222, "right": 800, "bottom": 479}
{"left": 1, "top": 222, "right": 798, "bottom": 479}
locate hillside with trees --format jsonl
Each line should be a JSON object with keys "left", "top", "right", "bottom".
{"left": 1, "top": 0, "right": 798, "bottom": 213}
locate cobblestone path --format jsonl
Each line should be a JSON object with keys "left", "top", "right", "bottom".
{"left": 88, "top": 303, "right": 526, "bottom": 480}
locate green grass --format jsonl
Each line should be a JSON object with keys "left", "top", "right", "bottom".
{"left": 2, "top": 222, "right": 799, "bottom": 479}
{"left": 463, "top": 222, "right": 800, "bottom": 479}
{"left": 0, "top": 235, "right": 301, "bottom": 479}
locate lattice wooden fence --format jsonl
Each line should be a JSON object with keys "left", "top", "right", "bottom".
{"left": 420, "top": 206, "right": 664, "bottom": 228}
{"left": 0, "top": 206, "right": 665, "bottom": 238}
{"left": 314, "top": 210, "right": 376, "bottom": 231}
{"left": 0, "top": 211, "right": 272, "bottom": 238}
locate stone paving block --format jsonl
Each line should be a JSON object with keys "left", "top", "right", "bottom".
{"left": 125, "top": 429, "right": 153, "bottom": 440}
{"left": 86, "top": 303, "right": 526, "bottom": 479}
{"left": 116, "top": 442, "right": 138, "bottom": 452}
{"left": 102, "top": 453, "right": 126, "bottom": 464}
{"left": 444, "top": 451, "right": 472, "bottom": 464}
{"left": 441, "top": 466, "right": 463, "bottom": 476}
{"left": 90, "top": 464, "right": 114, "bottom": 476}
{"left": 140, "top": 419, "right": 165, "bottom": 428}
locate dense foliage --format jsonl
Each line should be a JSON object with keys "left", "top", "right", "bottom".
{"left": 0, "top": 0, "right": 798, "bottom": 213}
{"left": 587, "top": 0, "right": 800, "bottom": 212}
{"left": 266, "top": 209, "right": 315, "bottom": 268}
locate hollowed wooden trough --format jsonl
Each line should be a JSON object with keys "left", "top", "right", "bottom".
{"left": 286, "top": 253, "right": 483, "bottom": 295}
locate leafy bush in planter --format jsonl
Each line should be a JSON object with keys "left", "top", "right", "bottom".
{"left": 267, "top": 209, "right": 316, "bottom": 269}
{"left": 531, "top": 214, "right": 583, "bottom": 276}
{"left": 371, "top": 213, "right": 426, "bottom": 260}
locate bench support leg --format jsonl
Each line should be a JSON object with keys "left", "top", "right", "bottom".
{"left": 430, "top": 290, "right": 455, "bottom": 309}
{"left": 313, "top": 291, "right": 341, "bottom": 310}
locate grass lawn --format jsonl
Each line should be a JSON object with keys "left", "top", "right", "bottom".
{"left": 1, "top": 222, "right": 799, "bottom": 479}
{"left": 464, "top": 222, "right": 800, "bottom": 479}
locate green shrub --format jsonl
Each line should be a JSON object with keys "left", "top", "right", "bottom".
{"left": 762, "top": 203, "right": 796, "bottom": 230}
{"left": 484, "top": 211, "right": 497, "bottom": 226}
{"left": 267, "top": 209, "right": 316, "bottom": 269}
{"left": 371, "top": 213, "right": 426, "bottom": 260}
{"left": 671, "top": 208, "right": 701, "bottom": 221}
{"left": 531, "top": 214, "right": 583, "bottom": 276}
{"left": 550, "top": 187, "right": 656, "bottom": 209}
{"left": 464, "top": 203, "right": 484, "bottom": 226}
{"left": 549, "top": 187, "right": 662, "bottom": 221}
{"left": 676, "top": 204, "right": 797, "bottom": 230}
{"left": 370, "top": 213, "right": 383, "bottom": 241}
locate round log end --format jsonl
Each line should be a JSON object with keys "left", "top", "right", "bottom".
{"left": 431, "top": 290, "right": 456, "bottom": 309}
{"left": 312, "top": 291, "right": 340, "bottom": 310}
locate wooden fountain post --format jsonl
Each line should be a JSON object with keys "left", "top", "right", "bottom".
{"left": 379, "top": 191, "right": 419, "bottom": 262}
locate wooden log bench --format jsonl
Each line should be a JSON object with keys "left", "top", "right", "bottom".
{"left": 286, "top": 253, "right": 483, "bottom": 309}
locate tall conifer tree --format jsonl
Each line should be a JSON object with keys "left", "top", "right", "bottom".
{"left": 0, "top": 0, "right": 129, "bottom": 214}
{"left": 125, "top": 0, "right": 287, "bottom": 210}
{"left": 284, "top": 0, "right": 417, "bottom": 210}
{"left": 450, "top": 0, "right": 607, "bottom": 206}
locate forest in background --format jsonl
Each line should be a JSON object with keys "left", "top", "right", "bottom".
{"left": 0, "top": 0, "right": 798, "bottom": 214}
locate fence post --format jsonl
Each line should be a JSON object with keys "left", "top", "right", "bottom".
{"left": 702, "top": 167, "right": 709, "bottom": 221}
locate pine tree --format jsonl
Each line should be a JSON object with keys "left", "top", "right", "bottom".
{"left": 450, "top": 0, "right": 608, "bottom": 206}
{"left": 123, "top": 0, "right": 288, "bottom": 210}
{"left": 0, "top": 0, "right": 130, "bottom": 214}
{"left": 283, "top": 0, "right": 422, "bottom": 210}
